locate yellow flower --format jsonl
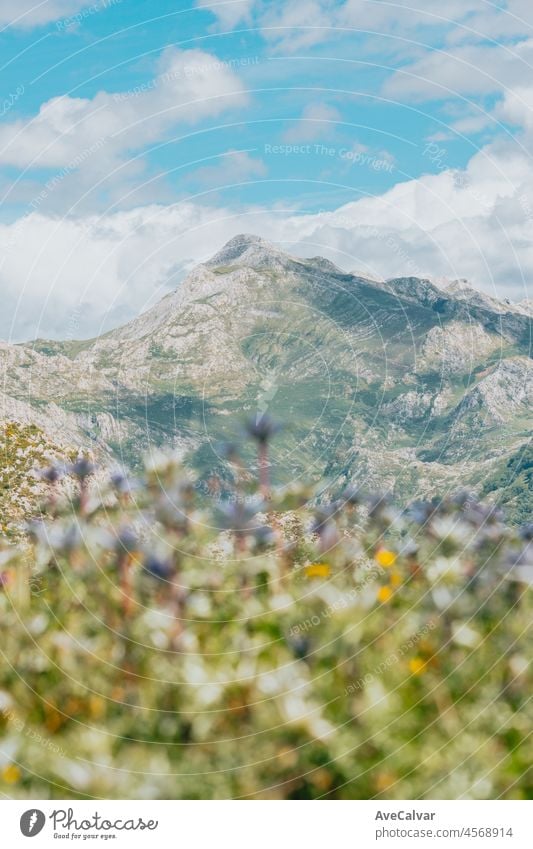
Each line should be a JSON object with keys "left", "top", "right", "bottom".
{"left": 2, "top": 764, "right": 21, "bottom": 784}
{"left": 390, "top": 570, "right": 402, "bottom": 587}
{"left": 305, "top": 563, "right": 331, "bottom": 579}
{"left": 377, "top": 585, "right": 393, "bottom": 604}
{"left": 89, "top": 696, "right": 106, "bottom": 719}
{"left": 409, "top": 657, "right": 427, "bottom": 676}
{"left": 375, "top": 549, "right": 397, "bottom": 568}
{"left": 45, "top": 710, "right": 63, "bottom": 733}
{"left": 375, "top": 770, "right": 397, "bottom": 792}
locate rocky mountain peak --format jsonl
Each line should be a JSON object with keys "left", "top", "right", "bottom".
{"left": 203, "top": 233, "right": 292, "bottom": 271}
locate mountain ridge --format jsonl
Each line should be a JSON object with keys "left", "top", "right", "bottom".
{"left": 1, "top": 235, "right": 531, "bottom": 518}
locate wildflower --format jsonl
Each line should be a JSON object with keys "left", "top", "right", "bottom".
{"left": 377, "top": 585, "right": 393, "bottom": 603}
{"left": 144, "top": 449, "right": 183, "bottom": 480}
{"left": 69, "top": 458, "right": 96, "bottom": 480}
{"left": 288, "top": 635, "right": 310, "bottom": 659}
{"left": 398, "top": 538, "right": 419, "bottom": 558}
{"left": 430, "top": 515, "right": 473, "bottom": 547}
{"left": 519, "top": 523, "right": 533, "bottom": 541}
{"left": 143, "top": 554, "right": 174, "bottom": 581}
{"left": 508, "top": 654, "right": 529, "bottom": 678}
{"left": 244, "top": 413, "right": 282, "bottom": 444}
{"left": 110, "top": 469, "right": 137, "bottom": 495}
{"left": 375, "top": 548, "right": 397, "bottom": 568}
{"left": 367, "top": 494, "right": 401, "bottom": 529}
{"left": 409, "top": 657, "right": 427, "bottom": 675}
{"left": 155, "top": 492, "right": 189, "bottom": 533}
{"left": 274, "top": 482, "right": 311, "bottom": 510}
{"left": 375, "top": 771, "right": 398, "bottom": 792}
{"left": 451, "top": 622, "right": 481, "bottom": 648}
{"left": 406, "top": 499, "right": 435, "bottom": 525}
{"left": 46, "top": 523, "right": 85, "bottom": 554}
{"left": 89, "top": 696, "right": 106, "bottom": 719}
{"left": 114, "top": 527, "right": 139, "bottom": 554}
{"left": 504, "top": 541, "right": 533, "bottom": 583}
{"left": 25, "top": 519, "right": 49, "bottom": 545}
{"left": 305, "top": 563, "right": 331, "bottom": 579}
{"left": 311, "top": 503, "right": 338, "bottom": 527}
{"left": 1, "top": 764, "right": 21, "bottom": 784}
{"left": 426, "top": 555, "right": 463, "bottom": 585}
{"left": 463, "top": 500, "right": 505, "bottom": 529}
{"left": 252, "top": 525, "right": 276, "bottom": 550}
{"left": 215, "top": 498, "right": 265, "bottom": 535}
{"left": 390, "top": 570, "right": 402, "bottom": 587}
{"left": 340, "top": 484, "right": 365, "bottom": 506}
{"left": 36, "top": 463, "right": 66, "bottom": 484}
{"left": 451, "top": 490, "right": 476, "bottom": 509}
{"left": 45, "top": 710, "right": 63, "bottom": 733}
{"left": 311, "top": 506, "right": 340, "bottom": 552}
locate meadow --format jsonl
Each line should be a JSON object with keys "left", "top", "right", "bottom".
{"left": 0, "top": 418, "right": 531, "bottom": 799}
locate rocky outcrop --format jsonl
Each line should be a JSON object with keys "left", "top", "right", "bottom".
{"left": 418, "top": 321, "right": 502, "bottom": 376}
{"left": 452, "top": 357, "right": 533, "bottom": 425}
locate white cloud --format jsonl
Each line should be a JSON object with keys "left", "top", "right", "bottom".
{"left": 496, "top": 84, "right": 533, "bottom": 135}
{"left": 283, "top": 102, "right": 342, "bottom": 143}
{"left": 0, "top": 0, "right": 89, "bottom": 28}
{"left": 383, "top": 39, "right": 533, "bottom": 101}
{"left": 446, "top": 0, "right": 533, "bottom": 44}
{"left": 259, "top": 0, "right": 336, "bottom": 51}
{"left": 1, "top": 135, "right": 531, "bottom": 342}
{"left": 0, "top": 47, "right": 248, "bottom": 169}
{"left": 189, "top": 149, "right": 267, "bottom": 186}
{"left": 196, "top": 0, "right": 254, "bottom": 29}
{"left": 255, "top": 0, "right": 491, "bottom": 52}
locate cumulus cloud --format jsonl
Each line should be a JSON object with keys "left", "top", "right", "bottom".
{"left": 0, "top": 0, "right": 89, "bottom": 28}
{"left": 196, "top": 0, "right": 254, "bottom": 29}
{"left": 383, "top": 39, "right": 533, "bottom": 102}
{"left": 0, "top": 47, "right": 248, "bottom": 169}
{"left": 283, "top": 103, "right": 342, "bottom": 143}
{"left": 254, "top": 0, "right": 492, "bottom": 52}
{"left": 1, "top": 134, "right": 531, "bottom": 341}
{"left": 0, "top": 204, "right": 227, "bottom": 341}
{"left": 497, "top": 84, "right": 533, "bottom": 136}
{"left": 296, "top": 143, "right": 532, "bottom": 291}
{"left": 446, "top": 0, "right": 533, "bottom": 44}
{"left": 189, "top": 149, "right": 267, "bottom": 187}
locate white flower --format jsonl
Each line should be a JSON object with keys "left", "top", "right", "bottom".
{"left": 427, "top": 556, "right": 463, "bottom": 585}
{"left": 452, "top": 622, "right": 481, "bottom": 648}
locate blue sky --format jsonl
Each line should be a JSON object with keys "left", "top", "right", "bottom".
{"left": 0, "top": 0, "right": 532, "bottom": 339}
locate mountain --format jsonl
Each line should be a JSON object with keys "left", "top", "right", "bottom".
{"left": 1, "top": 234, "right": 531, "bottom": 517}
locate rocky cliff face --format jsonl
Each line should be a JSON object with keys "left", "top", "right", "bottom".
{"left": 1, "top": 234, "right": 531, "bottom": 515}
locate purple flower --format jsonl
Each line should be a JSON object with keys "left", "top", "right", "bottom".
{"left": 215, "top": 498, "right": 264, "bottom": 534}
{"left": 144, "top": 554, "right": 174, "bottom": 580}
{"left": 244, "top": 414, "right": 282, "bottom": 444}
{"left": 115, "top": 527, "right": 138, "bottom": 554}
{"left": 252, "top": 525, "right": 276, "bottom": 550}
{"left": 340, "top": 485, "right": 365, "bottom": 506}
{"left": 37, "top": 463, "right": 66, "bottom": 484}
{"left": 110, "top": 469, "right": 137, "bottom": 495}
{"left": 69, "top": 458, "right": 96, "bottom": 480}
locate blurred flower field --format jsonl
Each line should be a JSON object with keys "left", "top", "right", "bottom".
{"left": 0, "top": 419, "right": 532, "bottom": 799}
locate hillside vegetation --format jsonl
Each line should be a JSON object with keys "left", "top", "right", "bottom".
{"left": 0, "top": 420, "right": 531, "bottom": 800}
